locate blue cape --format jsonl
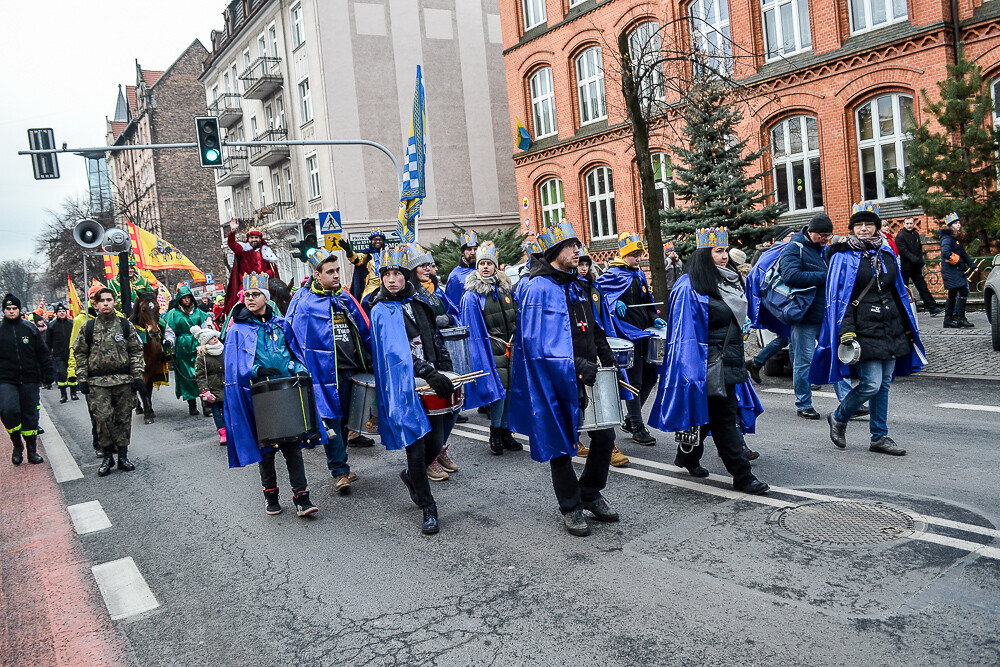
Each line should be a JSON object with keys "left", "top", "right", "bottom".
{"left": 513, "top": 275, "right": 530, "bottom": 305}
{"left": 585, "top": 277, "right": 619, "bottom": 337}
{"left": 509, "top": 274, "right": 582, "bottom": 462}
{"left": 648, "top": 275, "right": 763, "bottom": 434}
{"left": 445, "top": 266, "right": 475, "bottom": 310}
{"left": 370, "top": 300, "right": 431, "bottom": 450}
{"left": 745, "top": 243, "right": 791, "bottom": 337}
{"left": 810, "top": 243, "right": 925, "bottom": 385}
{"left": 458, "top": 290, "right": 506, "bottom": 410}
{"left": 595, "top": 265, "right": 655, "bottom": 340}
{"left": 286, "top": 286, "right": 371, "bottom": 420}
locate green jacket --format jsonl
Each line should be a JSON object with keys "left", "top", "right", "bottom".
{"left": 72, "top": 312, "right": 144, "bottom": 387}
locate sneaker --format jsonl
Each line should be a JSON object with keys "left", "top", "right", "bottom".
{"left": 348, "top": 432, "right": 375, "bottom": 447}
{"left": 563, "top": 508, "right": 590, "bottom": 537}
{"left": 264, "top": 490, "right": 282, "bottom": 515}
{"left": 437, "top": 449, "right": 458, "bottom": 473}
{"left": 576, "top": 442, "right": 590, "bottom": 458}
{"left": 869, "top": 436, "right": 906, "bottom": 456}
{"left": 746, "top": 360, "right": 763, "bottom": 384}
{"left": 426, "top": 460, "right": 450, "bottom": 481}
{"left": 294, "top": 492, "right": 318, "bottom": 517}
{"left": 610, "top": 446, "right": 629, "bottom": 467}
{"left": 335, "top": 474, "right": 352, "bottom": 494}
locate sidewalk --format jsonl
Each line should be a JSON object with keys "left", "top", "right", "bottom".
{"left": 917, "top": 310, "right": 1000, "bottom": 379}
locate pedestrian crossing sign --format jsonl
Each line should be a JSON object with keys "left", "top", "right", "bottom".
{"left": 319, "top": 210, "right": 342, "bottom": 250}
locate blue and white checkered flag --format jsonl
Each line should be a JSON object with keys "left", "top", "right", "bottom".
{"left": 397, "top": 66, "right": 426, "bottom": 243}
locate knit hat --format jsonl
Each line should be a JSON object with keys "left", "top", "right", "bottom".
{"left": 190, "top": 325, "right": 218, "bottom": 346}
{"left": 2, "top": 293, "right": 21, "bottom": 310}
{"left": 729, "top": 248, "right": 747, "bottom": 266}
{"left": 55, "top": 303, "right": 67, "bottom": 312}
{"left": 807, "top": 213, "right": 834, "bottom": 234}
{"left": 848, "top": 201, "right": 881, "bottom": 230}
{"left": 88, "top": 282, "right": 106, "bottom": 300}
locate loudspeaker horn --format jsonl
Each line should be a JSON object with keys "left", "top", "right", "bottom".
{"left": 73, "top": 218, "right": 105, "bottom": 249}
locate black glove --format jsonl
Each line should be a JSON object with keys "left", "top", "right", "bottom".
{"left": 435, "top": 314, "right": 453, "bottom": 329}
{"left": 257, "top": 367, "right": 281, "bottom": 380}
{"left": 131, "top": 378, "right": 145, "bottom": 393}
{"left": 340, "top": 238, "right": 353, "bottom": 255}
{"left": 78, "top": 381, "right": 90, "bottom": 395}
{"left": 425, "top": 371, "right": 455, "bottom": 399}
{"left": 575, "top": 358, "right": 598, "bottom": 386}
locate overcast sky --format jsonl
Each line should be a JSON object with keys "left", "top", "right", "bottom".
{"left": 0, "top": 1, "right": 226, "bottom": 263}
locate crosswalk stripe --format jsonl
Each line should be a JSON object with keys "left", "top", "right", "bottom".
{"left": 935, "top": 403, "right": 1000, "bottom": 413}
{"left": 67, "top": 501, "right": 112, "bottom": 535}
{"left": 91, "top": 557, "right": 159, "bottom": 620}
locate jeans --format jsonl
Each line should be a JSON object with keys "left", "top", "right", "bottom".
{"left": 320, "top": 374, "right": 354, "bottom": 477}
{"left": 753, "top": 335, "right": 788, "bottom": 368}
{"left": 833, "top": 379, "right": 853, "bottom": 402}
{"left": 404, "top": 414, "right": 447, "bottom": 508}
{"left": 789, "top": 322, "right": 822, "bottom": 410}
{"left": 833, "top": 358, "right": 895, "bottom": 440}
{"left": 550, "top": 427, "right": 615, "bottom": 513}
{"left": 209, "top": 402, "right": 225, "bottom": 431}
{"left": 489, "top": 395, "right": 510, "bottom": 429}
{"left": 675, "top": 388, "right": 754, "bottom": 487}
{"left": 259, "top": 442, "right": 308, "bottom": 495}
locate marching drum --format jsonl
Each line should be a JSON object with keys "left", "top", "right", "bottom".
{"left": 440, "top": 327, "right": 472, "bottom": 375}
{"left": 250, "top": 375, "right": 321, "bottom": 446}
{"left": 415, "top": 371, "right": 466, "bottom": 415}
{"left": 577, "top": 367, "right": 624, "bottom": 432}
{"left": 346, "top": 374, "right": 379, "bottom": 434}
{"left": 644, "top": 327, "right": 668, "bottom": 365}
{"left": 607, "top": 337, "right": 635, "bottom": 369}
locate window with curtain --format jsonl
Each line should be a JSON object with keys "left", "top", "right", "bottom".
{"left": 761, "top": 0, "right": 812, "bottom": 59}
{"left": 522, "top": 0, "right": 546, "bottom": 31}
{"left": 529, "top": 67, "right": 557, "bottom": 139}
{"left": 689, "top": 0, "right": 733, "bottom": 72}
{"left": 575, "top": 46, "right": 607, "bottom": 125}
{"left": 628, "top": 21, "right": 665, "bottom": 102}
{"left": 849, "top": 0, "right": 907, "bottom": 34}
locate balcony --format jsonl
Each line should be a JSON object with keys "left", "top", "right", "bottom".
{"left": 249, "top": 128, "right": 290, "bottom": 167}
{"left": 253, "top": 200, "right": 295, "bottom": 225}
{"left": 215, "top": 149, "right": 250, "bottom": 187}
{"left": 240, "top": 57, "right": 282, "bottom": 100}
{"left": 208, "top": 93, "right": 243, "bottom": 128}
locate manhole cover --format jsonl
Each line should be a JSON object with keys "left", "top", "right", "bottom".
{"left": 769, "top": 501, "right": 921, "bottom": 546}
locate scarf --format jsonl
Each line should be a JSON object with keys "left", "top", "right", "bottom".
{"left": 420, "top": 279, "right": 437, "bottom": 294}
{"left": 716, "top": 265, "right": 747, "bottom": 325}
{"left": 204, "top": 341, "right": 224, "bottom": 356}
{"left": 846, "top": 233, "right": 886, "bottom": 290}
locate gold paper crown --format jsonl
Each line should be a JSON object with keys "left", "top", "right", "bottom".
{"left": 695, "top": 227, "right": 729, "bottom": 249}
{"left": 618, "top": 232, "right": 645, "bottom": 257}
{"left": 242, "top": 272, "right": 269, "bottom": 292}
{"left": 476, "top": 242, "right": 500, "bottom": 266}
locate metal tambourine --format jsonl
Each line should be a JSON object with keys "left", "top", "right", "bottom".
{"left": 674, "top": 427, "right": 700, "bottom": 454}
{"left": 837, "top": 339, "right": 862, "bottom": 365}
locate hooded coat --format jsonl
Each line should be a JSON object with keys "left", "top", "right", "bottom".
{"left": 459, "top": 270, "right": 514, "bottom": 409}
{"left": 163, "top": 285, "right": 211, "bottom": 401}
{"left": 445, "top": 259, "right": 476, "bottom": 309}
{"left": 939, "top": 227, "right": 976, "bottom": 290}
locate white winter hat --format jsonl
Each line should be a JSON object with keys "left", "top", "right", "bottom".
{"left": 190, "top": 325, "right": 218, "bottom": 346}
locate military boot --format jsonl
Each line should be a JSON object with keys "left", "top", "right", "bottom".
{"left": 117, "top": 448, "right": 135, "bottom": 472}
{"left": 11, "top": 433, "right": 24, "bottom": 466}
{"left": 98, "top": 452, "right": 115, "bottom": 477}
{"left": 70, "top": 386, "right": 79, "bottom": 401}
{"left": 24, "top": 437, "right": 43, "bottom": 464}
{"left": 59, "top": 386, "right": 68, "bottom": 403}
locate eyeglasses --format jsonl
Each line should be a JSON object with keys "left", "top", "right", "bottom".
{"left": 244, "top": 291, "right": 264, "bottom": 299}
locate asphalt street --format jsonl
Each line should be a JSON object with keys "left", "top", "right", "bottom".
{"left": 33, "top": 370, "right": 1000, "bottom": 666}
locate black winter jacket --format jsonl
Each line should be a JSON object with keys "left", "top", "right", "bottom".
{"left": 465, "top": 271, "right": 517, "bottom": 387}
{"left": 834, "top": 246, "right": 911, "bottom": 362}
{"left": 778, "top": 227, "right": 828, "bottom": 325}
{"left": 46, "top": 317, "right": 74, "bottom": 360}
{"left": 706, "top": 297, "right": 749, "bottom": 385}
{"left": 367, "top": 284, "right": 452, "bottom": 378}
{"left": 894, "top": 227, "right": 925, "bottom": 271}
{"left": 0, "top": 317, "right": 55, "bottom": 386}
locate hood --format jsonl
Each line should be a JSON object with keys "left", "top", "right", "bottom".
{"left": 368, "top": 282, "right": 416, "bottom": 307}
{"left": 464, "top": 269, "right": 512, "bottom": 296}
{"left": 175, "top": 284, "right": 194, "bottom": 299}
{"left": 529, "top": 258, "right": 576, "bottom": 285}
{"left": 938, "top": 227, "right": 954, "bottom": 239}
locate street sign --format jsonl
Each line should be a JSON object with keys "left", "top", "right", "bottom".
{"left": 319, "top": 211, "right": 342, "bottom": 250}
{"left": 27, "top": 128, "right": 59, "bottom": 180}
{"left": 348, "top": 230, "right": 402, "bottom": 250}
{"left": 204, "top": 272, "right": 214, "bottom": 285}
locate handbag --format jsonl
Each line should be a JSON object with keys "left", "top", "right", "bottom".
{"left": 706, "top": 320, "right": 733, "bottom": 398}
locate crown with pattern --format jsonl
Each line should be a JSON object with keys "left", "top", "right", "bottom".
{"left": 536, "top": 221, "right": 579, "bottom": 254}
{"left": 579, "top": 244, "right": 591, "bottom": 259}
{"left": 406, "top": 243, "right": 434, "bottom": 270}
{"left": 849, "top": 200, "right": 882, "bottom": 228}
{"left": 618, "top": 232, "right": 645, "bottom": 257}
{"left": 695, "top": 227, "right": 729, "bottom": 249}
{"left": 379, "top": 244, "right": 412, "bottom": 273}
{"left": 944, "top": 212, "right": 961, "bottom": 226}
{"left": 369, "top": 228, "right": 386, "bottom": 240}
{"left": 245, "top": 227, "right": 264, "bottom": 238}
{"left": 460, "top": 230, "right": 479, "bottom": 249}
{"left": 476, "top": 241, "right": 500, "bottom": 266}
{"left": 242, "top": 272, "right": 269, "bottom": 292}
{"left": 307, "top": 248, "right": 336, "bottom": 272}
{"left": 663, "top": 240, "right": 675, "bottom": 253}
{"left": 851, "top": 201, "right": 880, "bottom": 218}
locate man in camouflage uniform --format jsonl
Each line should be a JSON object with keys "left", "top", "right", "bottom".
{"left": 73, "top": 287, "right": 145, "bottom": 477}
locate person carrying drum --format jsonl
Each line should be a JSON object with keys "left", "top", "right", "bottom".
{"left": 459, "top": 241, "right": 522, "bottom": 456}
{"left": 445, "top": 230, "right": 479, "bottom": 307}
{"left": 223, "top": 273, "right": 319, "bottom": 518}
{"left": 286, "top": 249, "right": 372, "bottom": 494}
{"left": 596, "top": 232, "right": 665, "bottom": 447}
{"left": 509, "top": 222, "right": 621, "bottom": 537}
{"left": 366, "top": 244, "right": 455, "bottom": 535}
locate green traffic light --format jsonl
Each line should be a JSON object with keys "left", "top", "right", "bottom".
{"left": 205, "top": 148, "right": 220, "bottom": 162}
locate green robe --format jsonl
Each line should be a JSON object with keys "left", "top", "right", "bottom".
{"left": 163, "top": 287, "right": 210, "bottom": 401}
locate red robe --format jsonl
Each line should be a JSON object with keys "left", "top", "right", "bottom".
{"left": 224, "top": 231, "right": 280, "bottom": 313}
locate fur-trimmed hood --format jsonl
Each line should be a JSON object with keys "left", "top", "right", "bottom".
{"left": 465, "top": 269, "right": 512, "bottom": 297}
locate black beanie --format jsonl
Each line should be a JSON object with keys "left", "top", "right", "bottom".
{"left": 543, "top": 238, "right": 576, "bottom": 262}
{"left": 849, "top": 209, "right": 881, "bottom": 230}
{"left": 2, "top": 293, "right": 21, "bottom": 310}
{"left": 807, "top": 213, "right": 834, "bottom": 234}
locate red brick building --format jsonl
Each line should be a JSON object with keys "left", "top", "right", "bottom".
{"left": 500, "top": 0, "right": 1000, "bottom": 261}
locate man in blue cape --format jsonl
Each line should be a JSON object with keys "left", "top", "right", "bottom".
{"left": 509, "top": 222, "right": 620, "bottom": 537}
{"left": 223, "top": 273, "right": 321, "bottom": 518}
{"left": 445, "top": 230, "right": 479, "bottom": 307}
{"left": 286, "top": 249, "right": 371, "bottom": 494}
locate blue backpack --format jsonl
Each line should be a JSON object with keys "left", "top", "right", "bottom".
{"left": 760, "top": 242, "right": 816, "bottom": 325}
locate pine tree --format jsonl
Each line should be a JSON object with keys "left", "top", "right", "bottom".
{"left": 424, "top": 226, "right": 527, "bottom": 278}
{"left": 894, "top": 44, "right": 1000, "bottom": 247}
{"left": 663, "top": 73, "right": 782, "bottom": 253}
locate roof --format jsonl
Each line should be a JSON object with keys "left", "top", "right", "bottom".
{"left": 110, "top": 121, "right": 128, "bottom": 140}
{"left": 141, "top": 70, "right": 164, "bottom": 87}
{"left": 125, "top": 85, "right": 137, "bottom": 117}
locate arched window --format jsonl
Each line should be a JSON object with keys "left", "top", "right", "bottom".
{"left": 575, "top": 46, "right": 607, "bottom": 125}
{"left": 855, "top": 93, "right": 914, "bottom": 200}
{"left": 628, "top": 21, "right": 665, "bottom": 102}
{"left": 585, "top": 166, "right": 617, "bottom": 239}
{"left": 529, "top": 67, "right": 557, "bottom": 139}
{"left": 522, "top": 0, "right": 545, "bottom": 31}
{"left": 689, "top": 0, "right": 732, "bottom": 72}
{"left": 538, "top": 178, "right": 565, "bottom": 226}
{"left": 770, "top": 115, "right": 822, "bottom": 212}
{"left": 761, "top": 0, "right": 811, "bottom": 59}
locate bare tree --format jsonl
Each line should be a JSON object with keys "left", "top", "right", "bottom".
{"left": 0, "top": 259, "right": 41, "bottom": 308}
{"left": 34, "top": 195, "right": 107, "bottom": 297}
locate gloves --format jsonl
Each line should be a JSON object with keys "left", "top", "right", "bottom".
{"left": 340, "top": 238, "right": 353, "bottom": 255}
{"left": 435, "top": 314, "right": 453, "bottom": 329}
{"left": 615, "top": 300, "right": 628, "bottom": 319}
{"left": 575, "top": 358, "right": 598, "bottom": 386}
{"left": 131, "top": 378, "right": 145, "bottom": 394}
{"left": 256, "top": 367, "right": 281, "bottom": 380}
{"left": 840, "top": 332, "right": 857, "bottom": 344}
{"left": 78, "top": 381, "right": 90, "bottom": 395}
{"left": 425, "top": 371, "right": 455, "bottom": 399}
{"left": 200, "top": 390, "right": 216, "bottom": 403}
{"left": 653, "top": 317, "right": 667, "bottom": 329}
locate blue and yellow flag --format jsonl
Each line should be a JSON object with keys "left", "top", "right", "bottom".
{"left": 515, "top": 116, "right": 532, "bottom": 152}
{"left": 397, "top": 66, "right": 426, "bottom": 244}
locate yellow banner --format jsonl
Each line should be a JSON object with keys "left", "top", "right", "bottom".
{"left": 127, "top": 221, "right": 205, "bottom": 283}
{"left": 67, "top": 274, "right": 82, "bottom": 318}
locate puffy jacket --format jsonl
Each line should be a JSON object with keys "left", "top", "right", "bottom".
{"left": 778, "top": 227, "right": 828, "bottom": 325}
{"left": 834, "top": 246, "right": 911, "bottom": 362}
{"left": 72, "top": 313, "right": 143, "bottom": 387}
{"left": 0, "top": 317, "right": 54, "bottom": 386}
{"left": 939, "top": 227, "right": 976, "bottom": 290}
{"left": 196, "top": 349, "right": 225, "bottom": 401}
{"left": 894, "top": 227, "right": 925, "bottom": 271}
{"left": 706, "top": 296, "right": 748, "bottom": 385}
{"left": 465, "top": 270, "right": 518, "bottom": 387}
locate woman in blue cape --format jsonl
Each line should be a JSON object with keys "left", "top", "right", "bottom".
{"left": 366, "top": 244, "right": 456, "bottom": 535}
{"left": 648, "top": 227, "right": 769, "bottom": 495}
{"left": 444, "top": 231, "right": 479, "bottom": 307}
{"left": 812, "top": 202, "right": 924, "bottom": 456}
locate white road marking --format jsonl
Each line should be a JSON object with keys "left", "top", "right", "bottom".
{"left": 762, "top": 388, "right": 838, "bottom": 399}
{"left": 453, "top": 424, "right": 529, "bottom": 441}
{"left": 935, "top": 403, "right": 1000, "bottom": 413}
{"left": 91, "top": 557, "right": 159, "bottom": 620}
{"left": 67, "top": 501, "right": 112, "bottom": 535}
{"left": 37, "top": 406, "right": 83, "bottom": 482}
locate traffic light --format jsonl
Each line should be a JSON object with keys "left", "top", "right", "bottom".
{"left": 27, "top": 128, "right": 59, "bottom": 180}
{"left": 290, "top": 218, "right": 318, "bottom": 263}
{"left": 194, "top": 116, "right": 223, "bottom": 167}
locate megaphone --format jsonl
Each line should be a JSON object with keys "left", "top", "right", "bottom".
{"left": 102, "top": 228, "right": 131, "bottom": 254}
{"left": 73, "top": 218, "right": 105, "bottom": 249}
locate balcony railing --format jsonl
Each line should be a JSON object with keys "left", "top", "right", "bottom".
{"left": 215, "top": 149, "right": 249, "bottom": 187}
{"left": 252, "top": 200, "right": 295, "bottom": 224}
{"left": 208, "top": 93, "right": 243, "bottom": 128}
{"left": 240, "top": 57, "right": 282, "bottom": 100}
{"left": 248, "top": 128, "right": 290, "bottom": 167}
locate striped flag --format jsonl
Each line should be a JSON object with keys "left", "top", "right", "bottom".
{"left": 397, "top": 66, "right": 426, "bottom": 244}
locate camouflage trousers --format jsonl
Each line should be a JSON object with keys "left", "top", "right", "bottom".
{"left": 88, "top": 384, "right": 133, "bottom": 454}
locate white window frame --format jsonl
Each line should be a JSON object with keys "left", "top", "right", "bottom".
{"left": 272, "top": 170, "right": 283, "bottom": 202}
{"left": 569, "top": 0, "right": 588, "bottom": 6}
{"left": 211, "top": 85, "right": 219, "bottom": 103}
{"left": 689, "top": 0, "right": 733, "bottom": 73}
{"left": 257, "top": 179, "right": 266, "bottom": 207}
{"left": 585, "top": 166, "right": 617, "bottom": 240}
{"left": 275, "top": 95, "right": 285, "bottom": 129}
{"left": 298, "top": 77, "right": 313, "bottom": 125}
{"left": 235, "top": 191, "right": 244, "bottom": 216}
{"left": 762, "top": 0, "right": 812, "bottom": 60}
{"left": 257, "top": 33, "right": 267, "bottom": 59}
{"left": 268, "top": 22, "right": 279, "bottom": 58}
{"left": 283, "top": 165, "right": 293, "bottom": 202}
{"left": 529, "top": 67, "right": 557, "bottom": 139}
{"left": 575, "top": 46, "right": 607, "bottom": 126}
{"left": 855, "top": 93, "right": 914, "bottom": 201}
{"left": 223, "top": 197, "right": 233, "bottom": 221}
{"left": 291, "top": 3, "right": 305, "bottom": 48}
{"left": 522, "top": 0, "right": 546, "bottom": 31}
{"left": 652, "top": 153, "right": 675, "bottom": 211}
{"left": 230, "top": 64, "right": 239, "bottom": 94}
{"left": 250, "top": 115, "right": 259, "bottom": 138}
{"left": 306, "top": 153, "right": 321, "bottom": 200}
{"left": 628, "top": 21, "right": 665, "bottom": 103}
{"left": 770, "top": 115, "right": 823, "bottom": 213}
{"left": 242, "top": 48, "right": 252, "bottom": 72}
{"left": 849, "top": 0, "right": 907, "bottom": 34}
{"left": 223, "top": 72, "right": 231, "bottom": 94}
{"left": 265, "top": 102, "right": 274, "bottom": 130}
{"left": 538, "top": 178, "right": 565, "bottom": 226}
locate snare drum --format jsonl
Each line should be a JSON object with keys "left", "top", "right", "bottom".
{"left": 578, "top": 367, "right": 624, "bottom": 432}
{"left": 415, "top": 371, "right": 466, "bottom": 415}
{"left": 644, "top": 327, "right": 668, "bottom": 365}
{"left": 250, "top": 375, "right": 321, "bottom": 445}
{"left": 607, "top": 337, "right": 635, "bottom": 369}
{"left": 346, "top": 374, "right": 379, "bottom": 434}
{"left": 440, "top": 327, "right": 472, "bottom": 375}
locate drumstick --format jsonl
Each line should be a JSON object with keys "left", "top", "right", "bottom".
{"left": 626, "top": 302, "right": 664, "bottom": 308}
{"left": 618, "top": 379, "right": 640, "bottom": 395}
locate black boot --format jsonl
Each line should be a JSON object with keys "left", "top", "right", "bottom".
{"left": 11, "top": 433, "right": 23, "bottom": 466}
{"left": 70, "top": 386, "right": 79, "bottom": 401}
{"left": 117, "top": 448, "right": 135, "bottom": 472}
{"left": 59, "top": 386, "right": 68, "bottom": 403}
{"left": 488, "top": 426, "right": 503, "bottom": 456}
{"left": 24, "top": 437, "right": 43, "bottom": 464}
{"left": 956, "top": 297, "right": 975, "bottom": 328}
{"left": 98, "top": 453, "right": 115, "bottom": 476}
{"left": 630, "top": 417, "right": 656, "bottom": 446}
{"left": 943, "top": 315, "right": 957, "bottom": 328}
{"left": 188, "top": 399, "right": 199, "bottom": 416}
{"left": 501, "top": 428, "right": 522, "bottom": 451}
{"left": 421, "top": 503, "right": 440, "bottom": 534}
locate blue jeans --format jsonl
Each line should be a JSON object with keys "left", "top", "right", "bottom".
{"left": 321, "top": 374, "right": 354, "bottom": 477}
{"left": 489, "top": 395, "right": 510, "bottom": 429}
{"left": 833, "top": 358, "right": 895, "bottom": 440}
{"left": 753, "top": 335, "right": 788, "bottom": 368}
{"left": 789, "top": 323, "right": 822, "bottom": 410}
{"left": 210, "top": 402, "right": 225, "bottom": 431}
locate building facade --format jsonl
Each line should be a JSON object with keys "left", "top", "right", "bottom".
{"left": 106, "top": 40, "right": 225, "bottom": 285}
{"left": 500, "top": 0, "right": 1000, "bottom": 261}
{"left": 200, "top": 0, "right": 518, "bottom": 285}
